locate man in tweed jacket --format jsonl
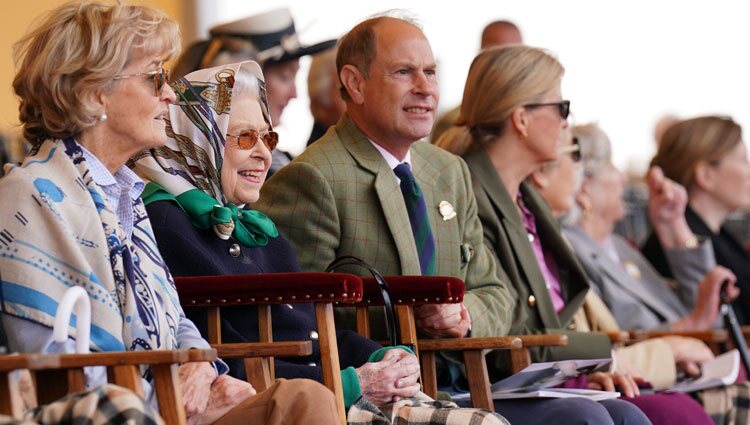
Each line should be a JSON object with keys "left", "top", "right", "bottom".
{"left": 256, "top": 16, "right": 656, "bottom": 425}
{"left": 256, "top": 16, "right": 512, "bottom": 341}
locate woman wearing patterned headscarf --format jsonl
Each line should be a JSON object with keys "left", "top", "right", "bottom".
{"left": 134, "top": 61, "right": 511, "bottom": 425}
{"left": 133, "top": 59, "right": 421, "bottom": 410}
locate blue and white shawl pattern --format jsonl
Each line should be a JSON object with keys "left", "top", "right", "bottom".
{"left": 0, "top": 138, "right": 180, "bottom": 355}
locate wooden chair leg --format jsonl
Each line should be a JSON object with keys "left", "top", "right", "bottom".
{"left": 419, "top": 351, "right": 438, "bottom": 399}
{"left": 396, "top": 305, "right": 418, "bottom": 353}
{"left": 243, "top": 357, "right": 272, "bottom": 391}
{"left": 257, "top": 305, "right": 275, "bottom": 380}
{"left": 464, "top": 350, "right": 493, "bottom": 411}
{"left": 151, "top": 364, "right": 186, "bottom": 425}
{"left": 67, "top": 368, "right": 86, "bottom": 393}
{"left": 207, "top": 307, "right": 222, "bottom": 345}
{"left": 0, "top": 371, "right": 23, "bottom": 418}
{"left": 509, "top": 348, "right": 531, "bottom": 374}
{"left": 108, "top": 365, "right": 145, "bottom": 398}
{"left": 356, "top": 306, "right": 371, "bottom": 339}
{"left": 315, "top": 303, "right": 346, "bottom": 425}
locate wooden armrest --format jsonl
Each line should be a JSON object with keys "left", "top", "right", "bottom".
{"left": 513, "top": 334, "right": 569, "bottom": 348}
{"left": 418, "top": 337, "right": 522, "bottom": 351}
{"left": 211, "top": 341, "right": 312, "bottom": 359}
{"left": 0, "top": 349, "right": 217, "bottom": 372}
{"left": 604, "top": 331, "right": 630, "bottom": 343}
{"left": 175, "top": 272, "right": 363, "bottom": 307}
{"left": 356, "top": 276, "right": 465, "bottom": 306}
{"left": 629, "top": 329, "right": 728, "bottom": 343}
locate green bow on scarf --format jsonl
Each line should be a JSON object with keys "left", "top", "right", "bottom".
{"left": 142, "top": 182, "right": 278, "bottom": 247}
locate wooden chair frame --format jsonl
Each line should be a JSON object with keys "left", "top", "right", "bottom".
{"left": 175, "top": 272, "right": 364, "bottom": 425}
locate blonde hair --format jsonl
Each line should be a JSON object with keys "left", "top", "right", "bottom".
{"left": 435, "top": 45, "right": 563, "bottom": 155}
{"left": 651, "top": 116, "right": 742, "bottom": 189}
{"left": 13, "top": 0, "right": 180, "bottom": 146}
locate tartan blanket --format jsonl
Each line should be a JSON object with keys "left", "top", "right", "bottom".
{"left": 347, "top": 392, "right": 509, "bottom": 425}
{"left": 0, "top": 384, "right": 164, "bottom": 425}
{"left": 696, "top": 382, "right": 750, "bottom": 425}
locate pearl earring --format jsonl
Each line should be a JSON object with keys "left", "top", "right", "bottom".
{"left": 98, "top": 113, "right": 108, "bottom": 122}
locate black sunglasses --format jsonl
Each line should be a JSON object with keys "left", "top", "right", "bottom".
{"left": 226, "top": 129, "right": 279, "bottom": 152}
{"left": 113, "top": 67, "right": 170, "bottom": 97}
{"left": 524, "top": 100, "right": 571, "bottom": 120}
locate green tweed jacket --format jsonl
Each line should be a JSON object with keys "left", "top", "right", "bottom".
{"left": 255, "top": 115, "right": 514, "bottom": 339}
{"left": 463, "top": 148, "right": 611, "bottom": 377}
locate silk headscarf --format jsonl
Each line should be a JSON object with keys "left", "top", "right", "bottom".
{"left": 133, "top": 61, "right": 278, "bottom": 246}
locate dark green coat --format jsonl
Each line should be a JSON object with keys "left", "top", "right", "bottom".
{"left": 463, "top": 148, "right": 611, "bottom": 380}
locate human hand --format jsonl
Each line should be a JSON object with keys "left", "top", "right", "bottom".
{"left": 679, "top": 266, "right": 738, "bottom": 330}
{"left": 178, "top": 361, "right": 216, "bottom": 419}
{"left": 587, "top": 371, "right": 643, "bottom": 398}
{"left": 355, "top": 349, "right": 421, "bottom": 406}
{"left": 661, "top": 336, "right": 714, "bottom": 377}
{"left": 647, "top": 166, "right": 694, "bottom": 249}
{"left": 414, "top": 303, "right": 471, "bottom": 338}
{"left": 187, "top": 375, "right": 256, "bottom": 425}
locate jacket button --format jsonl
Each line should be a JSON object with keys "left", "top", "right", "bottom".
{"left": 309, "top": 331, "right": 319, "bottom": 340}
{"left": 229, "top": 244, "right": 241, "bottom": 257}
{"left": 307, "top": 362, "right": 317, "bottom": 367}
{"left": 528, "top": 295, "right": 536, "bottom": 307}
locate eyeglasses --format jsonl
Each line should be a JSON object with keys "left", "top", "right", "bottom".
{"left": 226, "top": 129, "right": 279, "bottom": 152}
{"left": 558, "top": 137, "right": 581, "bottom": 162}
{"left": 524, "top": 100, "right": 571, "bottom": 120}
{"left": 113, "top": 67, "right": 170, "bottom": 97}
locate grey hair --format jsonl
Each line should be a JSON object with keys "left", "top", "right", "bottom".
{"left": 575, "top": 123, "right": 612, "bottom": 178}
{"left": 231, "top": 69, "right": 260, "bottom": 99}
{"left": 559, "top": 123, "right": 612, "bottom": 226}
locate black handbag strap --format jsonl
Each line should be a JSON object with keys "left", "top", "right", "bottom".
{"left": 326, "top": 256, "right": 401, "bottom": 347}
{"left": 721, "top": 280, "right": 750, "bottom": 374}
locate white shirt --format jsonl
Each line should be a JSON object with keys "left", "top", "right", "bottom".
{"left": 369, "top": 140, "right": 412, "bottom": 183}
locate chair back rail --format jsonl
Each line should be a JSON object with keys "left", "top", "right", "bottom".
{"left": 174, "top": 272, "right": 363, "bottom": 425}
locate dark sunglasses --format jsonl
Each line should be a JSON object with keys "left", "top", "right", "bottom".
{"left": 524, "top": 100, "right": 571, "bottom": 120}
{"left": 113, "top": 67, "right": 170, "bottom": 97}
{"left": 226, "top": 129, "right": 279, "bottom": 152}
{"left": 558, "top": 137, "right": 581, "bottom": 162}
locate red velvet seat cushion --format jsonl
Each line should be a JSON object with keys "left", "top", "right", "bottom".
{"left": 174, "top": 272, "right": 363, "bottom": 307}
{"left": 356, "top": 276, "right": 465, "bottom": 306}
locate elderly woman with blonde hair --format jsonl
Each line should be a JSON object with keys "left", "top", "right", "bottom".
{"left": 0, "top": 2, "right": 338, "bottom": 424}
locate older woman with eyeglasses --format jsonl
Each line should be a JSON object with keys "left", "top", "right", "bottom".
{"left": 133, "top": 61, "right": 440, "bottom": 416}
{"left": 0, "top": 3, "right": 338, "bottom": 424}
{"left": 564, "top": 123, "right": 737, "bottom": 333}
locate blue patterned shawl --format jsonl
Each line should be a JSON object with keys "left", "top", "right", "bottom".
{"left": 0, "top": 139, "right": 181, "bottom": 354}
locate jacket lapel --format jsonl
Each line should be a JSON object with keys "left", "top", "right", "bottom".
{"left": 337, "top": 115, "right": 421, "bottom": 275}
{"left": 465, "top": 149, "right": 561, "bottom": 328}
{"left": 568, "top": 226, "right": 678, "bottom": 321}
{"left": 522, "top": 185, "right": 589, "bottom": 325}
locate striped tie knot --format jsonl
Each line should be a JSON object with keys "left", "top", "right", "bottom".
{"left": 393, "top": 163, "right": 421, "bottom": 197}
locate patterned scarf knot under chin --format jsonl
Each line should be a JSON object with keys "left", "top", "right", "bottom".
{"left": 143, "top": 182, "right": 278, "bottom": 248}
{"left": 132, "top": 61, "right": 280, "bottom": 248}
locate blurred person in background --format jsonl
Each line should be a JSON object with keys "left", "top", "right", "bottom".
{"left": 174, "top": 8, "right": 336, "bottom": 176}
